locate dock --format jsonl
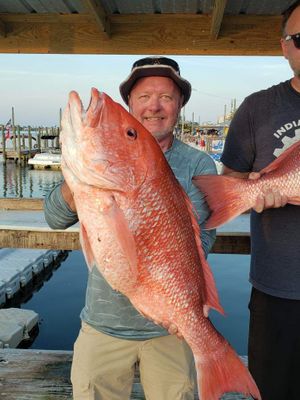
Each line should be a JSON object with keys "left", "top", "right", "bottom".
{"left": 0, "top": 248, "right": 65, "bottom": 304}
{"left": 0, "top": 349, "right": 252, "bottom": 400}
{"left": 0, "top": 308, "right": 39, "bottom": 349}
{"left": 0, "top": 125, "right": 60, "bottom": 165}
{"left": 0, "top": 198, "right": 251, "bottom": 253}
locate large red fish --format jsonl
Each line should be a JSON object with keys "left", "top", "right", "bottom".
{"left": 194, "top": 140, "right": 300, "bottom": 229}
{"left": 60, "top": 88, "right": 260, "bottom": 400}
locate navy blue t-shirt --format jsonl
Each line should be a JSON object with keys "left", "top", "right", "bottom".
{"left": 221, "top": 80, "right": 300, "bottom": 300}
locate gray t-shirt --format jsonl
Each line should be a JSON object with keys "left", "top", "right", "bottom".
{"left": 44, "top": 137, "right": 217, "bottom": 338}
{"left": 221, "top": 80, "right": 300, "bottom": 300}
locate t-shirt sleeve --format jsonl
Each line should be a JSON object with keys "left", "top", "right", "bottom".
{"left": 44, "top": 182, "right": 79, "bottom": 229}
{"left": 191, "top": 153, "right": 217, "bottom": 257}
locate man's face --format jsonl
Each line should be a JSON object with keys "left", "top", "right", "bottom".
{"left": 128, "top": 76, "right": 183, "bottom": 142}
{"left": 281, "top": 6, "right": 300, "bottom": 77}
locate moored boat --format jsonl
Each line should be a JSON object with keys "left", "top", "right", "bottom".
{"left": 28, "top": 152, "right": 61, "bottom": 170}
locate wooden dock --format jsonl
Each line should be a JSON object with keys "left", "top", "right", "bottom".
{"left": 0, "top": 125, "right": 60, "bottom": 164}
{"left": 0, "top": 349, "right": 252, "bottom": 400}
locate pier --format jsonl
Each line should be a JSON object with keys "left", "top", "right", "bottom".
{"left": 0, "top": 125, "right": 60, "bottom": 164}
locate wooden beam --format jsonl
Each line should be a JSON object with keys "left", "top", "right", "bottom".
{"left": 210, "top": 0, "right": 227, "bottom": 39}
{"left": 0, "top": 17, "right": 5, "bottom": 38}
{"left": 0, "top": 13, "right": 282, "bottom": 55}
{"left": 0, "top": 198, "right": 43, "bottom": 210}
{"left": 0, "top": 227, "right": 80, "bottom": 250}
{"left": 81, "top": 0, "right": 111, "bottom": 37}
{"left": 0, "top": 226, "right": 249, "bottom": 253}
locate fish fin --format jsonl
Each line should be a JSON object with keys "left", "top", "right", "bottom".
{"left": 102, "top": 196, "right": 138, "bottom": 280}
{"left": 195, "top": 345, "right": 261, "bottom": 400}
{"left": 181, "top": 187, "right": 224, "bottom": 315}
{"left": 260, "top": 139, "right": 300, "bottom": 175}
{"left": 193, "top": 175, "right": 250, "bottom": 229}
{"left": 80, "top": 223, "right": 96, "bottom": 271}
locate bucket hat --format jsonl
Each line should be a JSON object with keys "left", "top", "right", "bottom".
{"left": 119, "top": 56, "right": 191, "bottom": 106}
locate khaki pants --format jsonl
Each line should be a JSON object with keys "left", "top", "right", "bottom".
{"left": 71, "top": 322, "right": 195, "bottom": 400}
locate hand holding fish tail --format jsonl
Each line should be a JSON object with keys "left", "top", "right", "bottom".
{"left": 249, "top": 172, "right": 289, "bottom": 213}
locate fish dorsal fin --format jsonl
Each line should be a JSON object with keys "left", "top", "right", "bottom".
{"left": 180, "top": 184, "right": 224, "bottom": 315}
{"left": 260, "top": 139, "right": 300, "bottom": 175}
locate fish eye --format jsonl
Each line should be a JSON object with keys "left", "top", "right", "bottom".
{"left": 126, "top": 128, "right": 137, "bottom": 140}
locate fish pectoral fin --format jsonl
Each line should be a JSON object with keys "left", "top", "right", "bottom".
{"left": 102, "top": 196, "right": 138, "bottom": 281}
{"left": 80, "top": 223, "right": 96, "bottom": 270}
{"left": 288, "top": 196, "right": 300, "bottom": 205}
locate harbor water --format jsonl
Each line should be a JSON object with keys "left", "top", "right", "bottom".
{"left": 0, "top": 162, "right": 251, "bottom": 355}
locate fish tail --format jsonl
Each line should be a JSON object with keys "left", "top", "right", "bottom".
{"left": 193, "top": 175, "right": 251, "bottom": 229}
{"left": 195, "top": 344, "right": 261, "bottom": 400}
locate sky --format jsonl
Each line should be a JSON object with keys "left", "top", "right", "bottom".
{"left": 0, "top": 53, "right": 292, "bottom": 127}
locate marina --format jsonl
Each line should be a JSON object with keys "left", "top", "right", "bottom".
{"left": 0, "top": 0, "right": 291, "bottom": 396}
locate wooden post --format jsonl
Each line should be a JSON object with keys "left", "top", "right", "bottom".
{"left": 45, "top": 127, "right": 49, "bottom": 149}
{"left": 28, "top": 126, "right": 32, "bottom": 157}
{"left": 56, "top": 127, "right": 60, "bottom": 149}
{"left": 37, "top": 127, "right": 41, "bottom": 152}
{"left": 1, "top": 125, "right": 6, "bottom": 162}
{"left": 51, "top": 127, "right": 54, "bottom": 150}
{"left": 12, "top": 107, "right": 16, "bottom": 151}
{"left": 21, "top": 127, "right": 26, "bottom": 149}
{"left": 17, "top": 125, "right": 21, "bottom": 164}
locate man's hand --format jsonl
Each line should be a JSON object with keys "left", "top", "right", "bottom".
{"left": 159, "top": 304, "right": 209, "bottom": 339}
{"left": 249, "top": 172, "right": 288, "bottom": 213}
{"left": 161, "top": 322, "right": 183, "bottom": 339}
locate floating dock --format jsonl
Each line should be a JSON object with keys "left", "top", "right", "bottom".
{"left": 0, "top": 247, "right": 68, "bottom": 349}
{"left": 0, "top": 248, "right": 66, "bottom": 306}
{"left": 0, "top": 308, "right": 39, "bottom": 349}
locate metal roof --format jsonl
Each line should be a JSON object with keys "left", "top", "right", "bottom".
{"left": 0, "top": 0, "right": 294, "bottom": 15}
{"left": 0, "top": 0, "right": 296, "bottom": 55}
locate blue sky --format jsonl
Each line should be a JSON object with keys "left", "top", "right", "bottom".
{"left": 0, "top": 54, "right": 292, "bottom": 127}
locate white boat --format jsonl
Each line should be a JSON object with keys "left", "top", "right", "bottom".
{"left": 28, "top": 152, "right": 61, "bottom": 170}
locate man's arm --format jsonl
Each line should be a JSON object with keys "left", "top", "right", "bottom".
{"left": 44, "top": 181, "right": 78, "bottom": 230}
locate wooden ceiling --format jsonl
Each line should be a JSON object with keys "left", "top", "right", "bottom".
{"left": 0, "top": 0, "right": 295, "bottom": 55}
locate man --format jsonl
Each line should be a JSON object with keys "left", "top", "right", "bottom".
{"left": 220, "top": 2, "right": 300, "bottom": 399}
{"left": 44, "top": 56, "right": 217, "bottom": 400}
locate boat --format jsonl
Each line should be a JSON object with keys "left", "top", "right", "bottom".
{"left": 28, "top": 151, "right": 61, "bottom": 170}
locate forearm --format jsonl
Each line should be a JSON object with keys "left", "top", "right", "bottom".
{"left": 44, "top": 182, "right": 78, "bottom": 229}
{"left": 201, "top": 227, "right": 216, "bottom": 257}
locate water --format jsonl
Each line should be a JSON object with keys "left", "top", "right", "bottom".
{"left": 1, "top": 162, "right": 251, "bottom": 355}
